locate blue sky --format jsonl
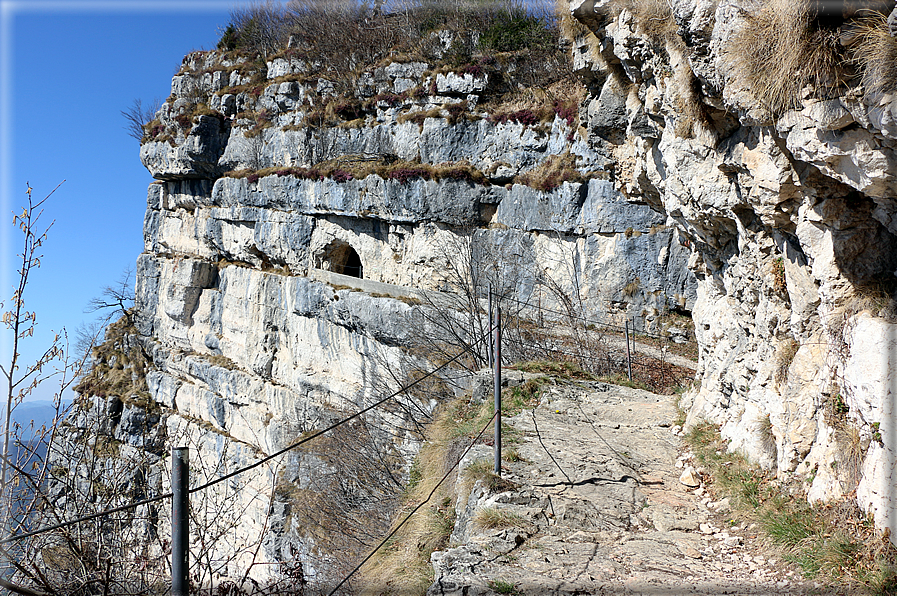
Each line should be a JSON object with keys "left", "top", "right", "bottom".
{"left": 1, "top": 1, "right": 253, "bottom": 403}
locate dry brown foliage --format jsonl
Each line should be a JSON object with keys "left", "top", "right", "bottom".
{"left": 849, "top": 12, "right": 897, "bottom": 96}
{"left": 514, "top": 151, "right": 584, "bottom": 191}
{"left": 617, "top": 0, "right": 679, "bottom": 42}
{"left": 725, "top": 0, "right": 845, "bottom": 116}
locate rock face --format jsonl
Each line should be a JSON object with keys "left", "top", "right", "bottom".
{"left": 568, "top": 0, "right": 897, "bottom": 539}
{"left": 61, "top": 36, "right": 696, "bottom": 590}
{"left": 56, "top": 0, "right": 897, "bottom": 588}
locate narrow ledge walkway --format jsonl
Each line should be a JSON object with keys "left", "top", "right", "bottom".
{"left": 429, "top": 380, "right": 820, "bottom": 596}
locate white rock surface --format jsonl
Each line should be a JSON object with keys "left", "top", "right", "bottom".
{"left": 569, "top": 0, "right": 897, "bottom": 540}
{"left": 68, "top": 43, "right": 700, "bottom": 590}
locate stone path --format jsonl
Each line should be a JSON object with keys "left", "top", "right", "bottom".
{"left": 428, "top": 379, "right": 823, "bottom": 595}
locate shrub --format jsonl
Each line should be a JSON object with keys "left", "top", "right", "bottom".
{"left": 479, "top": 6, "right": 553, "bottom": 52}
{"left": 217, "top": 24, "right": 240, "bottom": 51}
{"left": 387, "top": 165, "right": 431, "bottom": 184}
{"left": 850, "top": 13, "right": 897, "bottom": 96}
{"left": 553, "top": 98, "right": 577, "bottom": 127}
{"left": 215, "top": 0, "right": 571, "bottom": 104}
{"left": 174, "top": 113, "right": 192, "bottom": 129}
{"left": 489, "top": 108, "right": 540, "bottom": 126}
{"left": 144, "top": 120, "right": 166, "bottom": 141}
{"left": 243, "top": 108, "right": 274, "bottom": 138}
{"left": 444, "top": 100, "right": 470, "bottom": 123}
{"left": 373, "top": 92, "right": 404, "bottom": 107}
{"left": 461, "top": 62, "right": 484, "bottom": 76}
{"left": 725, "top": 0, "right": 845, "bottom": 117}
{"left": 219, "top": 1, "right": 290, "bottom": 56}
{"left": 331, "top": 169, "right": 353, "bottom": 182}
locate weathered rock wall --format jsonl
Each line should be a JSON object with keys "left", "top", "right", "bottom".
{"left": 62, "top": 38, "right": 696, "bottom": 589}
{"left": 569, "top": 0, "right": 897, "bottom": 538}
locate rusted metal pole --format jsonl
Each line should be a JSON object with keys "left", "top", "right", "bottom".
{"left": 172, "top": 447, "right": 189, "bottom": 596}
{"left": 625, "top": 320, "right": 632, "bottom": 382}
{"left": 493, "top": 306, "right": 502, "bottom": 476}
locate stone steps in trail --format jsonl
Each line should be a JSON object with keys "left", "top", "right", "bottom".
{"left": 428, "top": 380, "right": 818, "bottom": 596}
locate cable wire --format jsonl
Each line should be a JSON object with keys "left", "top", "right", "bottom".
{"left": 327, "top": 410, "right": 499, "bottom": 596}
{"left": 500, "top": 295, "right": 693, "bottom": 343}
{"left": 0, "top": 332, "right": 488, "bottom": 545}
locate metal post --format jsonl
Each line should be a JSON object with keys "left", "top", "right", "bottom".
{"left": 537, "top": 286, "right": 543, "bottom": 328}
{"left": 487, "top": 284, "right": 494, "bottom": 369}
{"left": 493, "top": 306, "right": 502, "bottom": 476}
{"left": 661, "top": 346, "right": 666, "bottom": 388}
{"left": 172, "top": 447, "right": 189, "bottom": 596}
{"left": 625, "top": 320, "right": 633, "bottom": 382}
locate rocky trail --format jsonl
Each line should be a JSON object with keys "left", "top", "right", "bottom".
{"left": 429, "top": 377, "right": 821, "bottom": 595}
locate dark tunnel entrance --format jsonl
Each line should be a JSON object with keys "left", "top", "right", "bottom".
{"left": 319, "top": 240, "right": 364, "bottom": 279}
{"left": 342, "top": 247, "right": 363, "bottom": 278}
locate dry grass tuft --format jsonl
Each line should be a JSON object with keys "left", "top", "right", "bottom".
{"left": 464, "top": 459, "right": 518, "bottom": 492}
{"left": 474, "top": 506, "right": 529, "bottom": 529}
{"left": 618, "top": 0, "right": 679, "bottom": 43}
{"left": 556, "top": 0, "right": 591, "bottom": 39}
{"left": 850, "top": 13, "right": 897, "bottom": 96}
{"left": 754, "top": 414, "right": 777, "bottom": 460}
{"left": 514, "top": 151, "right": 584, "bottom": 191}
{"left": 832, "top": 420, "right": 866, "bottom": 492}
{"left": 725, "top": 0, "right": 845, "bottom": 117}
{"left": 774, "top": 338, "right": 800, "bottom": 386}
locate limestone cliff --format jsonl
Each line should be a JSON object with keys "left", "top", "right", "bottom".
{"left": 57, "top": 17, "right": 696, "bottom": 590}
{"left": 567, "top": 0, "right": 897, "bottom": 540}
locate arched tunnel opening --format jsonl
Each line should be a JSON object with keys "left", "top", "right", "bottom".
{"left": 319, "top": 240, "right": 364, "bottom": 279}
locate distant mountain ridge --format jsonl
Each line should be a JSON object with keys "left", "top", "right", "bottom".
{"left": 11, "top": 400, "right": 65, "bottom": 432}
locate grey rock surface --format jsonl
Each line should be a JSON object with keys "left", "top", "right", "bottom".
{"left": 569, "top": 0, "right": 897, "bottom": 539}
{"left": 67, "top": 34, "right": 704, "bottom": 590}
{"left": 430, "top": 381, "right": 815, "bottom": 595}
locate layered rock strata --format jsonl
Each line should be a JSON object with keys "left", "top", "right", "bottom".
{"left": 569, "top": 0, "right": 897, "bottom": 537}
{"left": 60, "top": 39, "right": 695, "bottom": 589}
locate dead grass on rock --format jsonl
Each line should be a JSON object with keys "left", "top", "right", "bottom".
{"left": 617, "top": 0, "right": 679, "bottom": 43}
{"left": 514, "top": 151, "right": 585, "bottom": 191}
{"left": 850, "top": 13, "right": 897, "bottom": 97}
{"left": 725, "top": 0, "right": 846, "bottom": 117}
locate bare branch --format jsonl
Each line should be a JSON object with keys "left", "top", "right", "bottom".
{"left": 121, "top": 99, "right": 161, "bottom": 142}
